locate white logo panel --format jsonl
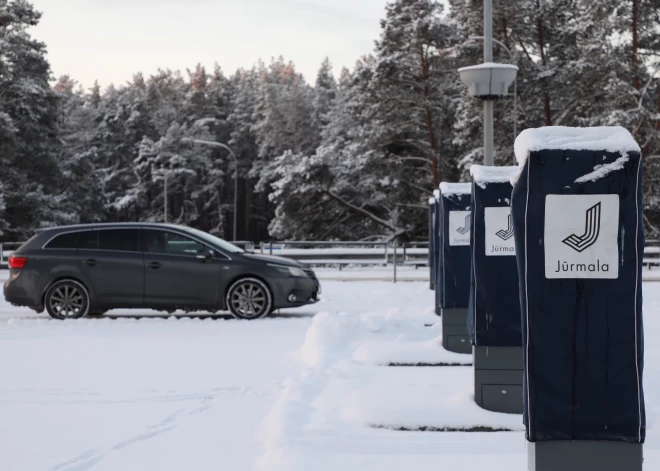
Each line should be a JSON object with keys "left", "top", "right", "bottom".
{"left": 544, "top": 195, "right": 619, "bottom": 279}
{"left": 449, "top": 211, "right": 471, "bottom": 246}
{"left": 485, "top": 207, "right": 516, "bottom": 256}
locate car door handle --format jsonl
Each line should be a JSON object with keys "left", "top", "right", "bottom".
{"left": 82, "top": 259, "right": 98, "bottom": 267}
{"left": 147, "top": 262, "right": 162, "bottom": 269}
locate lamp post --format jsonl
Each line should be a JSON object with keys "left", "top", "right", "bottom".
{"left": 164, "top": 171, "right": 168, "bottom": 223}
{"left": 468, "top": 35, "right": 517, "bottom": 152}
{"left": 483, "top": 0, "right": 494, "bottom": 166}
{"left": 181, "top": 138, "right": 239, "bottom": 242}
{"left": 457, "top": 0, "right": 517, "bottom": 166}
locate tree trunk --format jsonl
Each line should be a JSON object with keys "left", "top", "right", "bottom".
{"left": 632, "top": 0, "right": 640, "bottom": 91}
{"left": 420, "top": 46, "right": 440, "bottom": 187}
{"left": 424, "top": 106, "right": 440, "bottom": 187}
{"left": 657, "top": 92, "right": 660, "bottom": 133}
{"left": 537, "top": 3, "right": 552, "bottom": 126}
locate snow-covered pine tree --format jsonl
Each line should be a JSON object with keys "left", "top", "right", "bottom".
{"left": 252, "top": 58, "right": 317, "bottom": 169}
{"left": 312, "top": 57, "right": 337, "bottom": 145}
{"left": 229, "top": 68, "right": 263, "bottom": 239}
{"left": 250, "top": 58, "right": 317, "bottom": 237}
{"left": 263, "top": 61, "right": 400, "bottom": 240}
{"left": 262, "top": 1, "right": 463, "bottom": 241}
{"left": 54, "top": 75, "right": 107, "bottom": 224}
{"left": 368, "top": 0, "right": 459, "bottom": 187}
{"left": 0, "top": 0, "right": 68, "bottom": 238}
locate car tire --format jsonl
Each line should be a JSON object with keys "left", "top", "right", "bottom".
{"left": 44, "top": 280, "right": 91, "bottom": 320}
{"left": 226, "top": 278, "right": 273, "bottom": 320}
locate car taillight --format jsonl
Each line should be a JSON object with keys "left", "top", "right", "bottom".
{"left": 8, "top": 256, "right": 27, "bottom": 269}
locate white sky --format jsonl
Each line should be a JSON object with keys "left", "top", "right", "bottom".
{"left": 31, "top": 0, "right": 391, "bottom": 89}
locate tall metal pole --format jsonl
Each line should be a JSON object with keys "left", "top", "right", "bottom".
{"left": 164, "top": 172, "right": 168, "bottom": 223}
{"left": 469, "top": 36, "right": 517, "bottom": 160}
{"left": 483, "top": 0, "right": 495, "bottom": 166}
{"left": 513, "top": 79, "right": 517, "bottom": 164}
{"left": 233, "top": 161, "right": 238, "bottom": 242}
{"left": 181, "top": 138, "right": 238, "bottom": 241}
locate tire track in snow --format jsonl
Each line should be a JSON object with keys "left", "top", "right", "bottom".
{"left": 47, "top": 395, "right": 219, "bottom": 471}
{"left": 0, "top": 387, "right": 258, "bottom": 405}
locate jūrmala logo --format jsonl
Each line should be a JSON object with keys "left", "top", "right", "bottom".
{"left": 496, "top": 214, "right": 515, "bottom": 241}
{"left": 562, "top": 202, "right": 601, "bottom": 253}
{"left": 456, "top": 214, "right": 471, "bottom": 235}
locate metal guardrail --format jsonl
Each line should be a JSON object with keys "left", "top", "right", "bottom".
{"left": 0, "top": 240, "right": 428, "bottom": 283}
{"left": 258, "top": 241, "right": 430, "bottom": 283}
{"left": 0, "top": 242, "right": 23, "bottom": 269}
{"left": 231, "top": 241, "right": 255, "bottom": 251}
{"left": 644, "top": 239, "right": 660, "bottom": 269}
{"left": 3, "top": 237, "right": 659, "bottom": 280}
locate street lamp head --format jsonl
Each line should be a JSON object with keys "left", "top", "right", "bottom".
{"left": 458, "top": 62, "right": 518, "bottom": 100}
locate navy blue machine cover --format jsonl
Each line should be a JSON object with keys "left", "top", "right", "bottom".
{"left": 467, "top": 180, "right": 522, "bottom": 346}
{"left": 512, "top": 148, "right": 645, "bottom": 443}
{"left": 429, "top": 199, "right": 436, "bottom": 290}
{"left": 434, "top": 199, "right": 442, "bottom": 314}
{"left": 436, "top": 191, "right": 472, "bottom": 311}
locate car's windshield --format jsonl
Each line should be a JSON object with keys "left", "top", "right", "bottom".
{"left": 185, "top": 227, "right": 244, "bottom": 253}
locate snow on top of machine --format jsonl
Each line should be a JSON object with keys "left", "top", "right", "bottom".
{"left": 439, "top": 182, "right": 471, "bottom": 196}
{"left": 575, "top": 153, "right": 632, "bottom": 183}
{"left": 470, "top": 165, "right": 519, "bottom": 188}
{"left": 514, "top": 126, "right": 640, "bottom": 167}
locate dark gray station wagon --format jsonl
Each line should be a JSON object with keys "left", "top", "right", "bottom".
{"left": 3, "top": 223, "right": 320, "bottom": 320}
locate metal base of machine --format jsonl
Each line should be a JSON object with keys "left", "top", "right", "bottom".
{"left": 528, "top": 441, "right": 643, "bottom": 471}
{"left": 442, "top": 308, "right": 470, "bottom": 354}
{"left": 473, "top": 346, "right": 523, "bottom": 414}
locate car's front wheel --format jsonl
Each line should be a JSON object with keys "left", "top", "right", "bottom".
{"left": 226, "top": 278, "right": 272, "bottom": 320}
{"left": 44, "top": 280, "right": 90, "bottom": 320}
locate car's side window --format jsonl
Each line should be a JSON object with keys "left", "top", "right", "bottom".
{"left": 143, "top": 230, "right": 207, "bottom": 256}
{"left": 98, "top": 229, "right": 140, "bottom": 252}
{"left": 46, "top": 230, "right": 98, "bottom": 250}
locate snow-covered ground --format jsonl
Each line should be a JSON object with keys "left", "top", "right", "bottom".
{"left": 0, "top": 274, "right": 659, "bottom": 470}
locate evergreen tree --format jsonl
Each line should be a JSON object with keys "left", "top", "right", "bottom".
{"left": 374, "top": 0, "right": 459, "bottom": 187}
{"left": 0, "top": 0, "right": 67, "bottom": 238}
{"left": 54, "top": 75, "right": 107, "bottom": 223}
{"left": 2, "top": 0, "right": 659, "bottom": 242}
{"left": 312, "top": 57, "right": 337, "bottom": 142}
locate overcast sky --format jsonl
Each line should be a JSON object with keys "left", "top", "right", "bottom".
{"left": 31, "top": 0, "right": 392, "bottom": 89}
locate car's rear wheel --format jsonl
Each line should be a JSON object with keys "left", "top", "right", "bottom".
{"left": 44, "top": 280, "right": 90, "bottom": 320}
{"left": 226, "top": 278, "right": 272, "bottom": 320}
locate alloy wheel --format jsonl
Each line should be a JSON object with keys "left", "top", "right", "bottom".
{"left": 46, "top": 281, "right": 89, "bottom": 319}
{"left": 228, "top": 280, "right": 271, "bottom": 319}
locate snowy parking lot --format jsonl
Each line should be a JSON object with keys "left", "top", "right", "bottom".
{"left": 0, "top": 272, "right": 659, "bottom": 470}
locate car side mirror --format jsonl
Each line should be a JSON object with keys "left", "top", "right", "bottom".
{"left": 196, "top": 249, "right": 213, "bottom": 261}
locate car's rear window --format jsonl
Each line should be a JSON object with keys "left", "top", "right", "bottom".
{"left": 45, "top": 231, "right": 98, "bottom": 250}
{"left": 45, "top": 232, "right": 82, "bottom": 249}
